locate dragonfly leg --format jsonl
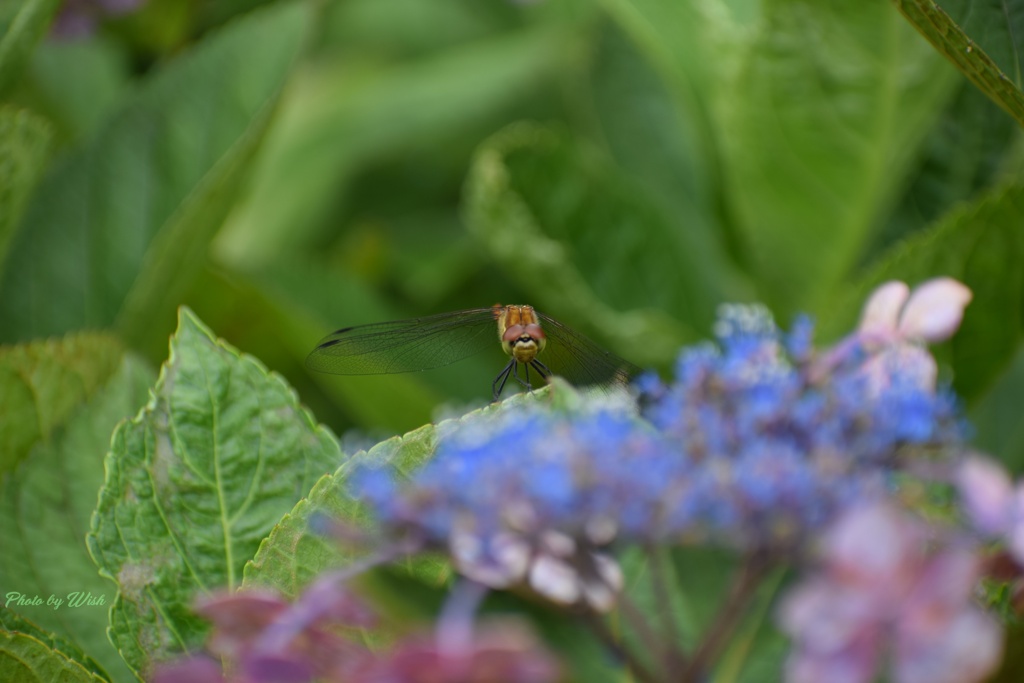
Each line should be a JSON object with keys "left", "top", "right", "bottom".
{"left": 492, "top": 359, "right": 516, "bottom": 401}
{"left": 531, "top": 359, "right": 551, "bottom": 380}
{"left": 511, "top": 362, "right": 534, "bottom": 390}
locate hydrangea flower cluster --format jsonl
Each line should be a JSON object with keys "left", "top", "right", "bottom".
{"left": 354, "top": 406, "right": 652, "bottom": 610}
{"left": 641, "top": 303, "right": 962, "bottom": 547}
{"left": 352, "top": 280, "right": 970, "bottom": 611}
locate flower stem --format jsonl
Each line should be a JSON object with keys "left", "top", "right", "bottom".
{"left": 678, "top": 553, "right": 771, "bottom": 683}
{"left": 647, "top": 544, "right": 687, "bottom": 672}
{"left": 582, "top": 610, "right": 662, "bottom": 683}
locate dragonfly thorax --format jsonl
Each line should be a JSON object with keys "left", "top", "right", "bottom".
{"left": 495, "top": 305, "right": 547, "bottom": 363}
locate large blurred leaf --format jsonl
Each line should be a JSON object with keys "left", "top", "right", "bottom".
{"left": 0, "top": 1, "right": 312, "bottom": 351}
{"left": 0, "top": 106, "right": 51, "bottom": 276}
{"left": 0, "top": 608, "right": 107, "bottom": 681}
{"left": 822, "top": 183, "right": 1024, "bottom": 403}
{"left": 598, "top": 0, "right": 729, "bottom": 150}
{"left": 463, "top": 122, "right": 690, "bottom": 368}
{"left": 875, "top": 83, "right": 1020, "bottom": 255}
{"left": 28, "top": 37, "right": 130, "bottom": 143}
{"left": 0, "top": 0, "right": 60, "bottom": 94}
{"left": 0, "top": 353, "right": 150, "bottom": 683}
{"left": 87, "top": 308, "right": 341, "bottom": 677}
{"left": 719, "top": 0, "right": 957, "bottom": 313}
{"left": 215, "top": 26, "right": 568, "bottom": 268}
{"left": 321, "top": 0, "right": 519, "bottom": 57}
{"left": 894, "top": 0, "right": 1024, "bottom": 127}
{"left": 970, "top": 344, "right": 1024, "bottom": 472}
{"left": 0, "top": 332, "right": 122, "bottom": 477}
{"left": 582, "top": 20, "right": 752, "bottom": 301}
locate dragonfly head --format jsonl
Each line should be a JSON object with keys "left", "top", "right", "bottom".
{"left": 497, "top": 305, "right": 547, "bottom": 363}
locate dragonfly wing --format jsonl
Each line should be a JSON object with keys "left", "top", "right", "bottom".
{"left": 306, "top": 308, "right": 499, "bottom": 375}
{"left": 536, "top": 312, "right": 642, "bottom": 389}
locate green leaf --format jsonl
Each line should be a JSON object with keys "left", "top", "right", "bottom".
{"left": 598, "top": 0, "right": 730, "bottom": 140}
{"left": 28, "top": 37, "right": 131, "bottom": 143}
{"left": 876, "top": 83, "right": 1019, "bottom": 253}
{"left": 0, "top": 352, "right": 151, "bottom": 683}
{"left": 719, "top": 0, "right": 957, "bottom": 313}
{"left": 821, "top": 182, "right": 1024, "bottom": 402}
{"left": 87, "top": 308, "right": 342, "bottom": 678}
{"left": 0, "top": 0, "right": 61, "bottom": 95}
{"left": 894, "top": 0, "right": 1024, "bottom": 127}
{"left": 583, "top": 21, "right": 718, "bottom": 248}
{"left": 0, "top": 107, "right": 51, "bottom": 274}
{"left": 0, "top": 0, "right": 313, "bottom": 351}
{"left": 0, "top": 332, "right": 123, "bottom": 477}
{"left": 463, "top": 122, "right": 691, "bottom": 368}
{"left": 214, "top": 25, "right": 568, "bottom": 268}
{"left": 0, "top": 627, "right": 106, "bottom": 683}
{"left": 969, "top": 344, "right": 1024, "bottom": 473}
{"left": 0, "top": 608, "right": 108, "bottom": 681}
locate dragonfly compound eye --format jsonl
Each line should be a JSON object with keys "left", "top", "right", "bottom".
{"left": 503, "top": 325, "right": 526, "bottom": 342}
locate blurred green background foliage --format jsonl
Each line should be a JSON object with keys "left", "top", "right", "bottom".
{"left": 1, "top": 0, "right": 1024, "bottom": 447}
{"left": 4, "top": 1, "right": 1024, "bottom": 681}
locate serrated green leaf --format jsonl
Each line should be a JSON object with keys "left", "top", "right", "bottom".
{"left": 86, "top": 308, "right": 342, "bottom": 678}
{"left": 894, "top": 0, "right": 1024, "bottom": 127}
{"left": 0, "top": 0, "right": 61, "bottom": 95}
{"left": 0, "top": 352, "right": 151, "bottom": 683}
{"left": 0, "top": 107, "right": 52, "bottom": 272}
{"left": 0, "top": 627, "right": 106, "bottom": 683}
{"left": 821, "top": 183, "right": 1024, "bottom": 403}
{"left": 0, "top": 608, "right": 108, "bottom": 681}
{"left": 0, "top": 332, "right": 123, "bottom": 477}
{"left": 719, "top": 0, "right": 957, "bottom": 313}
{"left": 463, "top": 122, "right": 690, "bottom": 369}
{"left": 0, "top": 1, "right": 312, "bottom": 350}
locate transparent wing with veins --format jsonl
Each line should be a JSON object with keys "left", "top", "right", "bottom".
{"left": 535, "top": 312, "right": 642, "bottom": 389}
{"left": 305, "top": 308, "right": 499, "bottom": 375}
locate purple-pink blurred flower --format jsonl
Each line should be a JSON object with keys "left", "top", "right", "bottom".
{"left": 151, "top": 574, "right": 559, "bottom": 683}
{"left": 358, "top": 620, "right": 559, "bottom": 683}
{"left": 152, "top": 575, "right": 377, "bottom": 683}
{"left": 52, "top": 0, "right": 145, "bottom": 39}
{"left": 957, "top": 455, "right": 1024, "bottom": 564}
{"left": 779, "top": 502, "right": 1001, "bottom": 683}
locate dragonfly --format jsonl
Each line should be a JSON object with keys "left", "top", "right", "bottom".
{"left": 306, "top": 304, "right": 641, "bottom": 400}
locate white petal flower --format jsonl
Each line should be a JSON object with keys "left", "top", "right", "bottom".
{"left": 897, "top": 278, "right": 973, "bottom": 343}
